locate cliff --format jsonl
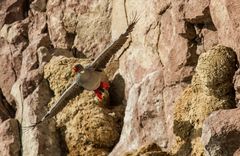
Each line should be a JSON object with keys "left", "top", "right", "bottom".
{"left": 0, "top": 0, "right": 240, "bottom": 156}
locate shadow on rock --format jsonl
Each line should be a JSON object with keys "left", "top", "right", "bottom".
{"left": 109, "top": 73, "right": 126, "bottom": 106}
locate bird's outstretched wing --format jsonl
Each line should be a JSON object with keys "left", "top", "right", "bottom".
{"left": 89, "top": 16, "right": 139, "bottom": 70}
{"left": 23, "top": 81, "right": 84, "bottom": 128}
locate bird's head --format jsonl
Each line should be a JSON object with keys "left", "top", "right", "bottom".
{"left": 72, "top": 64, "right": 84, "bottom": 74}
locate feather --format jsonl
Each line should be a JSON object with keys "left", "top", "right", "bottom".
{"left": 89, "top": 15, "right": 139, "bottom": 70}
{"left": 23, "top": 81, "right": 83, "bottom": 128}
{"left": 41, "top": 81, "right": 83, "bottom": 121}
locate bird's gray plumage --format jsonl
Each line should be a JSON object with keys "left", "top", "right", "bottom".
{"left": 77, "top": 69, "right": 108, "bottom": 91}
{"left": 23, "top": 16, "right": 138, "bottom": 129}
{"left": 41, "top": 81, "right": 84, "bottom": 122}
{"left": 89, "top": 17, "right": 138, "bottom": 70}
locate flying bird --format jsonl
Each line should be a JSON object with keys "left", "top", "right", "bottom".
{"left": 24, "top": 16, "right": 138, "bottom": 128}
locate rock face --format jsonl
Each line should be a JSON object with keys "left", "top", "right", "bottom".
{"left": 46, "top": 0, "right": 112, "bottom": 57}
{"left": 0, "top": 0, "right": 26, "bottom": 29}
{"left": 173, "top": 45, "right": 237, "bottom": 155}
{"left": 7, "top": 28, "right": 61, "bottom": 155}
{"left": 0, "top": 20, "right": 28, "bottom": 106}
{"left": 0, "top": 119, "right": 20, "bottom": 156}
{"left": 0, "top": 89, "right": 15, "bottom": 123}
{"left": 110, "top": 0, "right": 209, "bottom": 155}
{"left": 210, "top": 0, "right": 240, "bottom": 53}
{"left": 1, "top": 0, "right": 240, "bottom": 156}
{"left": 202, "top": 108, "right": 240, "bottom": 156}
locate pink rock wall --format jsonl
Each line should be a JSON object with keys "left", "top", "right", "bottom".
{"left": 0, "top": 0, "right": 240, "bottom": 155}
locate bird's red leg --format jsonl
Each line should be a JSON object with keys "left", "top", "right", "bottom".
{"left": 94, "top": 82, "right": 110, "bottom": 106}
{"left": 100, "top": 82, "right": 110, "bottom": 90}
{"left": 94, "top": 89, "right": 103, "bottom": 100}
